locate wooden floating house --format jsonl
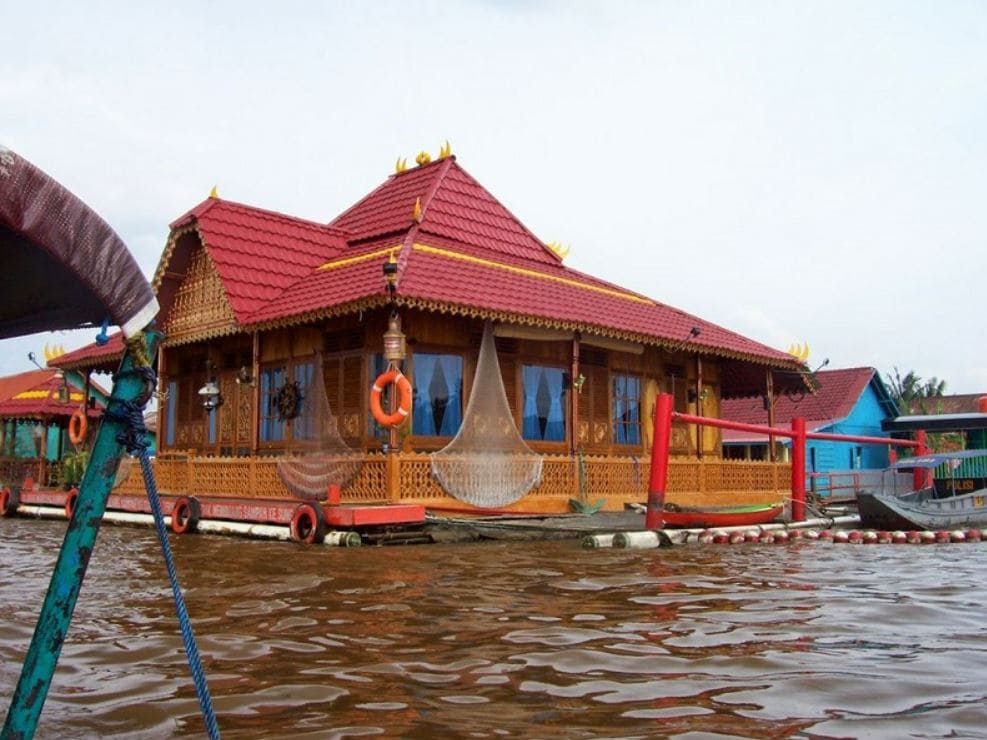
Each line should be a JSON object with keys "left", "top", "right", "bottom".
{"left": 53, "top": 147, "right": 810, "bottom": 520}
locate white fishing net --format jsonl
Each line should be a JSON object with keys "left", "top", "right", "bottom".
{"left": 430, "top": 322, "right": 543, "bottom": 507}
{"left": 277, "top": 357, "right": 363, "bottom": 500}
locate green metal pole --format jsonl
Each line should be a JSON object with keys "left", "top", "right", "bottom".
{"left": 2, "top": 331, "right": 159, "bottom": 740}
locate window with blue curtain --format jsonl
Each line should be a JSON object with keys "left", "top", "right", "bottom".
{"left": 165, "top": 380, "right": 178, "bottom": 446}
{"left": 292, "top": 361, "right": 316, "bottom": 442}
{"left": 260, "top": 366, "right": 285, "bottom": 442}
{"left": 612, "top": 374, "right": 641, "bottom": 445}
{"left": 522, "top": 365, "right": 566, "bottom": 442}
{"left": 412, "top": 353, "right": 463, "bottom": 437}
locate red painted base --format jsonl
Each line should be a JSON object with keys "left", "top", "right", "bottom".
{"left": 17, "top": 489, "right": 426, "bottom": 529}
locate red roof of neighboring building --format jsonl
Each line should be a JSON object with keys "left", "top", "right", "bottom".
{"left": 720, "top": 367, "right": 884, "bottom": 442}
{"left": 0, "top": 369, "right": 103, "bottom": 419}
{"left": 51, "top": 332, "right": 125, "bottom": 373}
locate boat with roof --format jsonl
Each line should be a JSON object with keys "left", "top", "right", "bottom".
{"left": 856, "top": 449, "right": 987, "bottom": 530}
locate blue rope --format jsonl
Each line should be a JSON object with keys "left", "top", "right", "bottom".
{"left": 95, "top": 316, "right": 110, "bottom": 346}
{"left": 105, "top": 368, "right": 221, "bottom": 740}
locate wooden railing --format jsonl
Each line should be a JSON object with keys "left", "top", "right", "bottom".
{"left": 113, "top": 453, "right": 791, "bottom": 512}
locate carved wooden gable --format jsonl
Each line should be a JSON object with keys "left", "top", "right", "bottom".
{"left": 163, "top": 240, "right": 238, "bottom": 342}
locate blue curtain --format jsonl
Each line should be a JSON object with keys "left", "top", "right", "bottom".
{"left": 437, "top": 355, "right": 463, "bottom": 436}
{"left": 522, "top": 365, "right": 541, "bottom": 439}
{"left": 413, "top": 353, "right": 463, "bottom": 436}
{"left": 545, "top": 368, "right": 565, "bottom": 442}
{"left": 260, "top": 367, "right": 284, "bottom": 442}
{"left": 613, "top": 375, "right": 641, "bottom": 445}
{"left": 523, "top": 365, "right": 565, "bottom": 442}
{"left": 626, "top": 376, "right": 640, "bottom": 445}
{"left": 412, "top": 354, "right": 438, "bottom": 435}
{"left": 293, "top": 362, "right": 315, "bottom": 441}
{"left": 614, "top": 376, "right": 626, "bottom": 444}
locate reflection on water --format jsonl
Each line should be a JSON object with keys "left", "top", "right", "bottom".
{"left": 2, "top": 517, "right": 987, "bottom": 738}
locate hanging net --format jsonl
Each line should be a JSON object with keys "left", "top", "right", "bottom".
{"left": 431, "top": 322, "right": 543, "bottom": 507}
{"left": 277, "top": 357, "right": 363, "bottom": 500}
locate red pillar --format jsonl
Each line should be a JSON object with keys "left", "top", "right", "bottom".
{"left": 914, "top": 429, "right": 929, "bottom": 491}
{"left": 645, "top": 393, "right": 673, "bottom": 530}
{"left": 791, "top": 417, "right": 806, "bottom": 522}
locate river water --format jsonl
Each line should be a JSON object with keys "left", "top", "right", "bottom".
{"left": 2, "top": 517, "right": 986, "bottom": 739}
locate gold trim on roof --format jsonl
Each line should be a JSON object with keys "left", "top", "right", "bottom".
{"left": 317, "top": 246, "right": 400, "bottom": 272}
{"left": 411, "top": 244, "right": 653, "bottom": 305}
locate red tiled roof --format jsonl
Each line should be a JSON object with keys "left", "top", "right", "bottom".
{"left": 247, "top": 158, "right": 797, "bottom": 367}
{"left": 0, "top": 370, "right": 103, "bottom": 418}
{"left": 62, "top": 156, "right": 807, "bottom": 378}
{"left": 330, "top": 157, "right": 559, "bottom": 264}
{"left": 166, "top": 198, "right": 350, "bottom": 322}
{"left": 0, "top": 369, "right": 52, "bottom": 403}
{"left": 720, "top": 367, "right": 879, "bottom": 441}
{"left": 50, "top": 333, "right": 125, "bottom": 372}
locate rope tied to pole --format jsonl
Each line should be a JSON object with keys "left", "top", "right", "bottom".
{"left": 101, "top": 344, "right": 221, "bottom": 740}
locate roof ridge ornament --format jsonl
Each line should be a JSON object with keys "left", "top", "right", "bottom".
{"left": 43, "top": 344, "right": 66, "bottom": 363}
{"left": 438, "top": 140, "right": 452, "bottom": 159}
{"left": 415, "top": 150, "right": 432, "bottom": 166}
{"left": 787, "top": 342, "right": 810, "bottom": 363}
{"left": 545, "top": 241, "right": 570, "bottom": 260}
{"left": 412, "top": 197, "right": 423, "bottom": 223}
{"left": 209, "top": 185, "right": 219, "bottom": 199}
{"left": 395, "top": 157, "right": 408, "bottom": 174}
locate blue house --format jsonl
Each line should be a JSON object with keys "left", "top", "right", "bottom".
{"left": 720, "top": 367, "right": 900, "bottom": 480}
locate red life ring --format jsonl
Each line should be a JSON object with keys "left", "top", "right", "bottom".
{"left": 0, "top": 487, "right": 19, "bottom": 517}
{"left": 290, "top": 502, "right": 326, "bottom": 545}
{"left": 171, "top": 496, "right": 201, "bottom": 534}
{"left": 68, "top": 408, "right": 88, "bottom": 445}
{"left": 370, "top": 368, "right": 412, "bottom": 428}
{"left": 64, "top": 487, "right": 79, "bottom": 518}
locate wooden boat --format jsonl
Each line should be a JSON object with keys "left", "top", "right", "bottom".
{"left": 660, "top": 502, "right": 784, "bottom": 529}
{"left": 856, "top": 449, "right": 987, "bottom": 531}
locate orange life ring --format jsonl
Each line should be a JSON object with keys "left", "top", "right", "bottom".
{"left": 68, "top": 408, "right": 88, "bottom": 445}
{"left": 370, "top": 368, "right": 412, "bottom": 428}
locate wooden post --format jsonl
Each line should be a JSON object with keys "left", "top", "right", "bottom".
{"left": 250, "top": 331, "right": 260, "bottom": 456}
{"left": 791, "top": 416, "right": 806, "bottom": 521}
{"left": 765, "top": 370, "right": 775, "bottom": 462}
{"left": 386, "top": 451, "right": 401, "bottom": 502}
{"left": 645, "top": 393, "right": 673, "bottom": 530}
{"left": 695, "top": 355, "right": 703, "bottom": 459}
{"left": 914, "top": 429, "right": 929, "bottom": 491}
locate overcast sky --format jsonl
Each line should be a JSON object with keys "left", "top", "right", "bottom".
{"left": 2, "top": 1, "right": 985, "bottom": 393}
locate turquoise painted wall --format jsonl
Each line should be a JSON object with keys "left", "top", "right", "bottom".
{"left": 807, "top": 380, "right": 892, "bottom": 473}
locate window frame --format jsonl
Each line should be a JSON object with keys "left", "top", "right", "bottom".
{"left": 520, "top": 362, "right": 569, "bottom": 447}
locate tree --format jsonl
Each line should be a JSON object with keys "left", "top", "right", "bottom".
{"left": 885, "top": 367, "right": 947, "bottom": 415}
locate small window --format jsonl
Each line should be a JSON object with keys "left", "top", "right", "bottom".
{"left": 612, "top": 374, "right": 641, "bottom": 445}
{"left": 412, "top": 353, "right": 463, "bottom": 436}
{"left": 260, "top": 366, "right": 286, "bottom": 442}
{"left": 522, "top": 364, "right": 567, "bottom": 442}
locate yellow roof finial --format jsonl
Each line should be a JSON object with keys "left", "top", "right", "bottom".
{"left": 787, "top": 342, "right": 811, "bottom": 363}
{"left": 209, "top": 185, "right": 219, "bottom": 199}
{"left": 438, "top": 140, "right": 452, "bottom": 159}
{"left": 412, "top": 197, "right": 423, "bottom": 223}
{"left": 395, "top": 157, "right": 407, "bottom": 173}
{"left": 546, "top": 241, "right": 571, "bottom": 261}
{"left": 415, "top": 150, "right": 432, "bottom": 167}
